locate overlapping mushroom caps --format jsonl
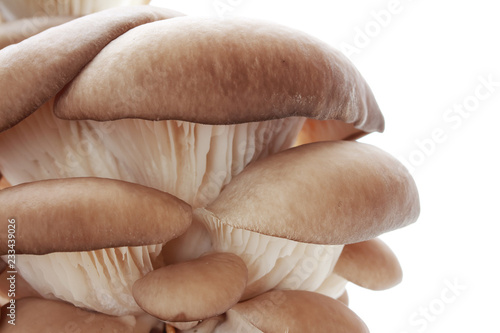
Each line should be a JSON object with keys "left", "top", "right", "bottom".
{"left": 0, "top": 2, "right": 419, "bottom": 332}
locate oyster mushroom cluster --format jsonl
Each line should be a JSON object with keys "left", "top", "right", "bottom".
{"left": 0, "top": 1, "right": 420, "bottom": 332}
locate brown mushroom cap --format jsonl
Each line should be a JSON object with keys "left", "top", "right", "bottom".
{"left": 0, "top": 297, "right": 145, "bottom": 332}
{"left": 0, "top": 16, "right": 74, "bottom": 49}
{"left": 221, "top": 290, "right": 368, "bottom": 332}
{"left": 133, "top": 252, "right": 248, "bottom": 322}
{"left": 0, "top": 177, "right": 192, "bottom": 255}
{"left": 0, "top": 5, "right": 183, "bottom": 132}
{"left": 204, "top": 140, "right": 420, "bottom": 245}
{"left": 54, "top": 16, "right": 383, "bottom": 134}
{"left": 334, "top": 238, "right": 403, "bottom": 290}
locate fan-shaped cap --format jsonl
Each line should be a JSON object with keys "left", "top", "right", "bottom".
{"left": 221, "top": 290, "right": 368, "bottom": 332}
{"left": 54, "top": 16, "right": 383, "bottom": 133}
{"left": 334, "top": 238, "right": 403, "bottom": 290}
{"left": 203, "top": 141, "right": 420, "bottom": 245}
{"left": 0, "top": 177, "right": 192, "bottom": 255}
{"left": 133, "top": 252, "right": 247, "bottom": 322}
{"left": 0, "top": 5, "right": 183, "bottom": 132}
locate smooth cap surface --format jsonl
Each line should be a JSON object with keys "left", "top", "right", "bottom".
{"left": 334, "top": 238, "right": 403, "bottom": 290}
{"left": 204, "top": 141, "right": 420, "bottom": 245}
{"left": 0, "top": 177, "right": 192, "bottom": 255}
{"left": 227, "top": 290, "right": 369, "bottom": 332}
{"left": 133, "top": 252, "right": 247, "bottom": 322}
{"left": 55, "top": 16, "right": 383, "bottom": 134}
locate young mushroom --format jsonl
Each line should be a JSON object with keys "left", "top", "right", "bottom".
{"left": 333, "top": 238, "right": 403, "bottom": 290}
{"left": 133, "top": 252, "right": 247, "bottom": 323}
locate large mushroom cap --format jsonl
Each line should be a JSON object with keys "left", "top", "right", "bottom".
{"left": 54, "top": 16, "right": 383, "bottom": 135}
{"left": 202, "top": 140, "right": 420, "bottom": 245}
{"left": 219, "top": 290, "right": 369, "bottom": 332}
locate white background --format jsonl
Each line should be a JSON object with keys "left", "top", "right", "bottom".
{"left": 149, "top": 1, "right": 499, "bottom": 332}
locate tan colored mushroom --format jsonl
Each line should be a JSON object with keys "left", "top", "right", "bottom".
{"left": 0, "top": 11, "right": 386, "bottom": 317}
{"left": 217, "top": 290, "right": 369, "bottom": 332}
{"left": 0, "top": 177, "right": 192, "bottom": 255}
{"left": 334, "top": 238, "right": 403, "bottom": 290}
{"left": 0, "top": 5, "right": 419, "bottom": 332}
{"left": 199, "top": 140, "right": 419, "bottom": 244}
{"left": 133, "top": 252, "right": 247, "bottom": 322}
{"left": 0, "top": 297, "right": 159, "bottom": 332}
{"left": 0, "top": 5, "right": 183, "bottom": 132}
{"left": 194, "top": 140, "right": 419, "bottom": 301}
{"left": 54, "top": 16, "right": 382, "bottom": 132}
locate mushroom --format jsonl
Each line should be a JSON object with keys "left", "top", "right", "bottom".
{"left": 0, "top": 177, "right": 192, "bottom": 255}
{"left": 195, "top": 140, "right": 419, "bottom": 300}
{"left": 217, "top": 290, "right": 369, "bottom": 332}
{"left": 334, "top": 238, "right": 403, "bottom": 290}
{"left": 133, "top": 252, "right": 247, "bottom": 322}
{"left": 0, "top": 4, "right": 420, "bottom": 332}
{"left": 0, "top": 297, "right": 160, "bottom": 332}
{"left": 0, "top": 5, "right": 183, "bottom": 132}
{"left": 0, "top": 11, "right": 385, "bottom": 316}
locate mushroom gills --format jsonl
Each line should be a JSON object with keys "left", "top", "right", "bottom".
{"left": 0, "top": 104, "right": 305, "bottom": 316}
{"left": 198, "top": 208, "right": 344, "bottom": 300}
{"left": 8, "top": 245, "right": 163, "bottom": 316}
{"left": 0, "top": 103, "right": 305, "bottom": 207}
